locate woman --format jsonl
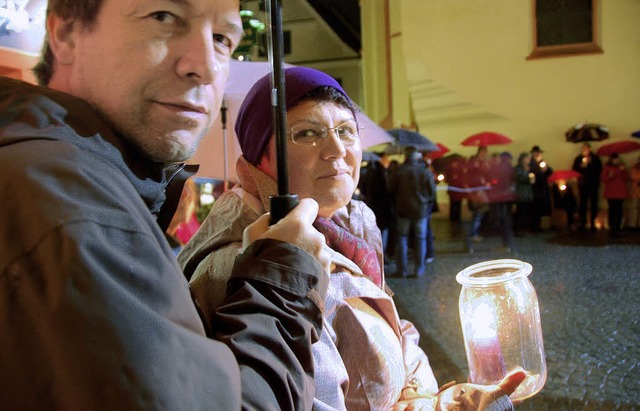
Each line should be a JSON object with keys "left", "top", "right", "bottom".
{"left": 601, "top": 153, "right": 629, "bottom": 233}
{"left": 178, "top": 67, "right": 522, "bottom": 410}
{"left": 465, "top": 146, "right": 491, "bottom": 251}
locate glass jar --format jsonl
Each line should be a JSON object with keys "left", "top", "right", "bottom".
{"left": 456, "top": 259, "right": 547, "bottom": 401}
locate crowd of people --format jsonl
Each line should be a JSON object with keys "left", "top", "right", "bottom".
{"left": 359, "top": 141, "right": 640, "bottom": 263}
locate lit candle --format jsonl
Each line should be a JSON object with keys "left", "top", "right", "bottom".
{"left": 469, "top": 302, "right": 507, "bottom": 383}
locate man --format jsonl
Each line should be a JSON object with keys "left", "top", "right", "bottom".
{"left": 387, "top": 145, "right": 435, "bottom": 277}
{"left": 529, "top": 146, "right": 553, "bottom": 232}
{"left": 0, "top": 1, "right": 329, "bottom": 409}
{"left": 572, "top": 142, "right": 603, "bottom": 230}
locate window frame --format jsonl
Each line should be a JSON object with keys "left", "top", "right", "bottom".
{"left": 527, "top": 0, "right": 603, "bottom": 60}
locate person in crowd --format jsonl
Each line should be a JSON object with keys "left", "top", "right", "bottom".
{"left": 178, "top": 67, "right": 525, "bottom": 410}
{"left": 362, "top": 151, "right": 394, "bottom": 255}
{"left": 629, "top": 155, "right": 640, "bottom": 229}
{"left": 423, "top": 151, "right": 440, "bottom": 214}
{"left": 422, "top": 151, "right": 438, "bottom": 264}
{"left": 529, "top": 146, "right": 553, "bottom": 232}
{"left": 465, "top": 146, "right": 491, "bottom": 251}
{"left": 386, "top": 158, "right": 401, "bottom": 257}
{"left": 514, "top": 152, "right": 534, "bottom": 235}
{"left": 601, "top": 153, "right": 629, "bottom": 234}
{"left": 388, "top": 145, "right": 435, "bottom": 277}
{"left": 0, "top": 1, "right": 331, "bottom": 409}
{"left": 573, "top": 143, "right": 603, "bottom": 230}
{"left": 165, "top": 177, "right": 202, "bottom": 254}
{"left": 445, "top": 156, "right": 468, "bottom": 223}
{"left": 551, "top": 179, "right": 578, "bottom": 232}
{"left": 487, "top": 152, "right": 516, "bottom": 251}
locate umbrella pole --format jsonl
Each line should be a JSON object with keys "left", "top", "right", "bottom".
{"left": 267, "top": 0, "right": 298, "bottom": 224}
{"left": 221, "top": 97, "right": 229, "bottom": 192}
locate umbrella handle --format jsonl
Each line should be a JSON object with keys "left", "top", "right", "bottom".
{"left": 270, "top": 194, "right": 299, "bottom": 225}
{"left": 266, "top": 0, "right": 298, "bottom": 224}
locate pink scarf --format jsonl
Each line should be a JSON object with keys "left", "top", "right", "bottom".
{"left": 313, "top": 217, "right": 382, "bottom": 288}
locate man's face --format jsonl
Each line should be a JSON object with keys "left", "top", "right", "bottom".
{"left": 59, "top": 0, "right": 242, "bottom": 163}
{"left": 581, "top": 144, "right": 591, "bottom": 156}
{"left": 261, "top": 100, "right": 362, "bottom": 218}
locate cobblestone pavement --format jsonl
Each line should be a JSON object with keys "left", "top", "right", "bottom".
{"left": 384, "top": 214, "right": 640, "bottom": 411}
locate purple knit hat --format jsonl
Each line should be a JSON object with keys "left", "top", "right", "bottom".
{"left": 235, "top": 66, "right": 353, "bottom": 165}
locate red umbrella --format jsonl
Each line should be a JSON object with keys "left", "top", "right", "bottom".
{"left": 429, "top": 143, "right": 451, "bottom": 160}
{"left": 547, "top": 170, "right": 582, "bottom": 183}
{"left": 461, "top": 131, "right": 512, "bottom": 147}
{"left": 596, "top": 140, "right": 640, "bottom": 156}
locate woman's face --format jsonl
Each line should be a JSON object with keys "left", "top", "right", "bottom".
{"left": 260, "top": 100, "right": 362, "bottom": 218}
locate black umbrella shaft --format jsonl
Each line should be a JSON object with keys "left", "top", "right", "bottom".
{"left": 268, "top": 0, "right": 298, "bottom": 224}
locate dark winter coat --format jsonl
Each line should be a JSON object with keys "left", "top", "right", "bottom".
{"left": 0, "top": 77, "right": 326, "bottom": 410}
{"left": 387, "top": 156, "right": 434, "bottom": 219}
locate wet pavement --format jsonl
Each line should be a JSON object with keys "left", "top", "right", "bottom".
{"left": 384, "top": 212, "right": 640, "bottom": 410}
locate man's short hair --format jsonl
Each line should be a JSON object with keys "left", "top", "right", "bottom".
{"left": 32, "top": 0, "right": 104, "bottom": 85}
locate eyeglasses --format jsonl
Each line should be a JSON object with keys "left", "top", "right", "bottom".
{"left": 288, "top": 121, "right": 361, "bottom": 147}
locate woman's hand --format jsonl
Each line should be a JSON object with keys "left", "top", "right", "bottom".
{"left": 243, "top": 198, "right": 330, "bottom": 272}
{"left": 435, "top": 368, "right": 527, "bottom": 411}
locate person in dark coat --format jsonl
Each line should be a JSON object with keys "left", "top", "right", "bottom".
{"left": 514, "top": 152, "right": 534, "bottom": 235}
{"left": 552, "top": 180, "right": 578, "bottom": 231}
{"left": 362, "top": 152, "right": 395, "bottom": 254}
{"left": 529, "top": 146, "right": 553, "bottom": 232}
{"left": 487, "top": 152, "right": 516, "bottom": 251}
{"left": 573, "top": 143, "right": 603, "bottom": 230}
{"left": 0, "top": 1, "right": 330, "bottom": 409}
{"left": 387, "top": 146, "right": 435, "bottom": 277}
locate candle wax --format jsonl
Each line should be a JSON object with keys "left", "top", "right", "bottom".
{"left": 470, "top": 333, "right": 507, "bottom": 384}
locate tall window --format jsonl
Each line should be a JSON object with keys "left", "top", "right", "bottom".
{"left": 528, "top": 0, "right": 602, "bottom": 59}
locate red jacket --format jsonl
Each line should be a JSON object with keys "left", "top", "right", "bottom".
{"left": 601, "top": 164, "right": 629, "bottom": 199}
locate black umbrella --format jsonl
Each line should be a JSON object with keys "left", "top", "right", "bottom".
{"left": 565, "top": 123, "right": 610, "bottom": 143}
{"left": 386, "top": 128, "right": 439, "bottom": 153}
{"left": 632, "top": 130, "right": 640, "bottom": 139}
{"left": 362, "top": 151, "right": 381, "bottom": 163}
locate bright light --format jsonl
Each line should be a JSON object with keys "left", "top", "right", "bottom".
{"left": 471, "top": 301, "right": 498, "bottom": 339}
{"left": 437, "top": 174, "right": 445, "bottom": 182}
{"left": 540, "top": 161, "right": 546, "bottom": 168}
{"left": 200, "top": 183, "right": 215, "bottom": 205}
